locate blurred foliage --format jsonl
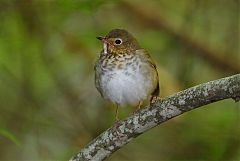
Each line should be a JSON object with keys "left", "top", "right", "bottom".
{"left": 0, "top": 0, "right": 239, "bottom": 161}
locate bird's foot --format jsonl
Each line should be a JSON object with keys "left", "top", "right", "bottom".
{"left": 113, "top": 119, "right": 121, "bottom": 128}
{"left": 150, "top": 96, "right": 160, "bottom": 105}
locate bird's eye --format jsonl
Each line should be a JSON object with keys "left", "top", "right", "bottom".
{"left": 114, "top": 38, "right": 122, "bottom": 45}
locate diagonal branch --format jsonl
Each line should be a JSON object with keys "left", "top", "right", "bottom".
{"left": 70, "top": 74, "right": 240, "bottom": 161}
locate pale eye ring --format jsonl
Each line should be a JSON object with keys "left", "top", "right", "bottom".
{"left": 114, "top": 38, "right": 122, "bottom": 45}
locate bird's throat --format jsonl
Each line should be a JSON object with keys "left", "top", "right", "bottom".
{"left": 103, "top": 43, "right": 108, "bottom": 54}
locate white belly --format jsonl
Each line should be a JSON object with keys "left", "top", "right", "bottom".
{"left": 101, "top": 69, "right": 152, "bottom": 106}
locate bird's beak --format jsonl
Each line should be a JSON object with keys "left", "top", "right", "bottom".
{"left": 97, "top": 36, "right": 108, "bottom": 54}
{"left": 97, "top": 36, "right": 108, "bottom": 45}
{"left": 96, "top": 36, "right": 104, "bottom": 41}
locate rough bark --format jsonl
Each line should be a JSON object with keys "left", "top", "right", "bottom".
{"left": 70, "top": 74, "right": 240, "bottom": 161}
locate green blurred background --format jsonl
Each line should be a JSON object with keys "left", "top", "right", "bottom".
{"left": 0, "top": 0, "right": 239, "bottom": 161}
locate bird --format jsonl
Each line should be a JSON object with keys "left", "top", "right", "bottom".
{"left": 94, "top": 29, "right": 159, "bottom": 121}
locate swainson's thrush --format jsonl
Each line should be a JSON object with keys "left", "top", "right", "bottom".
{"left": 95, "top": 29, "right": 159, "bottom": 121}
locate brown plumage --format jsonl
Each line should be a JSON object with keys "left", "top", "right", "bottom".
{"left": 95, "top": 29, "right": 159, "bottom": 121}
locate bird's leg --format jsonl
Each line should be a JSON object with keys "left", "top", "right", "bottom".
{"left": 133, "top": 101, "right": 143, "bottom": 114}
{"left": 137, "top": 101, "right": 143, "bottom": 110}
{"left": 150, "top": 95, "right": 159, "bottom": 105}
{"left": 113, "top": 104, "right": 122, "bottom": 127}
{"left": 115, "top": 104, "right": 119, "bottom": 121}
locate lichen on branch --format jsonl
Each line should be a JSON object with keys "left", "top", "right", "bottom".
{"left": 70, "top": 74, "right": 240, "bottom": 161}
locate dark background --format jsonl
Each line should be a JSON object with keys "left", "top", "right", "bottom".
{"left": 0, "top": 0, "right": 239, "bottom": 160}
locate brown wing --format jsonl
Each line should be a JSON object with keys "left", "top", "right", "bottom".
{"left": 94, "top": 58, "right": 105, "bottom": 98}
{"left": 137, "top": 49, "right": 160, "bottom": 97}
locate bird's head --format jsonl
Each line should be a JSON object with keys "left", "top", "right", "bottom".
{"left": 97, "top": 29, "right": 140, "bottom": 55}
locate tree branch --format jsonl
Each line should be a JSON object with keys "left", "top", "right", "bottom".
{"left": 70, "top": 74, "right": 240, "bottom": 161}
